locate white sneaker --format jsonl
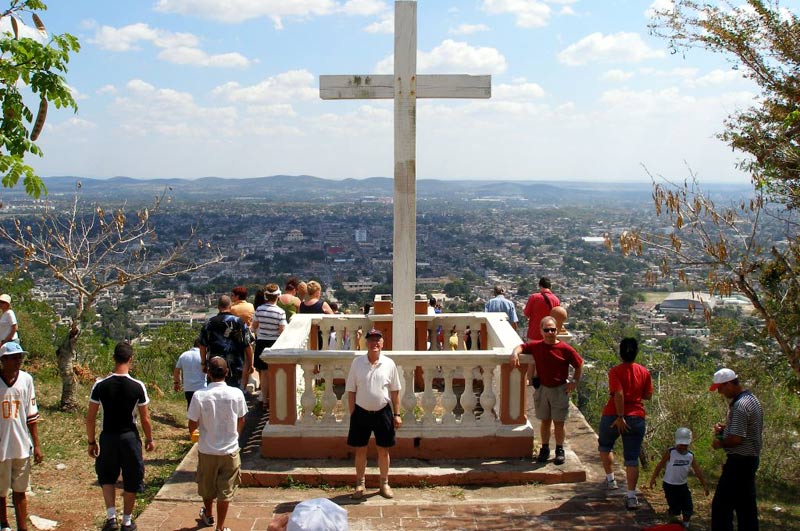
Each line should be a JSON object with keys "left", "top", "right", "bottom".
{"left": 605, "top": 478, "right": 618, "bottom": 490}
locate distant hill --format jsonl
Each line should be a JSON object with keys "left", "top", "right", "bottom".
{"left": 9, "top": 175, "right": 752, "bottom": 206}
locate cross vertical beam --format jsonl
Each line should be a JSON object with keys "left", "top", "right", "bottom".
{"left": 392, "top": 1, "right": 416, "bottom": 351}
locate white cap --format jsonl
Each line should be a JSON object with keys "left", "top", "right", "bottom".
{"left": 0, "top": 341, "right": 27, "bottom": 357}
{"left": 675, "top": 427, "right": 692, "bottom": 445}
{"left": 709, "top": 368, "right": 737, "bottom": 391}
{"left": 287, "top": 498, "right": 348, "bottom": 531}
{"left": 0, "top": 294, "right": 10, "bottom": 304}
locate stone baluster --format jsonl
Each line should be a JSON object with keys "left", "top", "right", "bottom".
{"left": 459, "top": 366, "right": 477, "bottom": 425}
{"left": 441, "top": 366, "right": 458, "bottom": 425}
{"left": 300, "top": 362, "right": 317, "bottom": 424}
{"left": 400, "top": 365, "right": 417, "bottom": 424}
{"left": 320, "top": 361, "right": 337, "bottom": 424}
{"left": 420, "top": 363, "right": 437, "bottom": 423}
{"left": 479, "top": 364, "right": 497, "bottom": 424}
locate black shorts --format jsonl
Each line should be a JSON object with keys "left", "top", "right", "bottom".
{"left": 254, "top": 339, "right": 276, "bottom": 371}
{"left": 347, "top": 404, "right": 396, "bottom": 448}
{"left": 96, "top": 431, "right": 145, "bottom": 493}
{"left": 663, "top": 481, "right": 693, "bottom": 517}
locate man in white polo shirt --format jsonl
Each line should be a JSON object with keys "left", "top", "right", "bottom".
{"left": 346, "top": 328, "right": 402, "bottom": 500}
{"left": 188, "top": 357, "right": 248, "bottom": 531}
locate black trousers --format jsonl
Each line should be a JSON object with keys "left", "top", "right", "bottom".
{"left": 711, "top": 454, "right": 759, "bottom": 531}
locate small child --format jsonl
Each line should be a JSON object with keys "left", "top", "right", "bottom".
{"left": 649, "top": 427, "right": 709, "bottom": 529}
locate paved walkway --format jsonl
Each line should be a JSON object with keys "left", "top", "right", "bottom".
{"left": 137, "top": 397, "right": 660, "bottom": 530}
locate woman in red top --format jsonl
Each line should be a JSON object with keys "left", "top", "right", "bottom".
{"left": 597, "top": 338, "right": 653, "bottom": 511}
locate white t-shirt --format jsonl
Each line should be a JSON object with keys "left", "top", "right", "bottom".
{"left": 187, "top": 382, "right": 248, "bottom": 455}
{"left": 663, "top": 447, "right": 694, "bottom": 485}
{"left": 0, "top": 370, "right": 39, "bottom": 460}
{"left": 0, "top": 310, "right": 19, "bottom": 342}
{"left": 175, "top": 347, "right": 207, "bottom": 392}
{"left": 345, "top": 353, "right": 402, "bottom": 412}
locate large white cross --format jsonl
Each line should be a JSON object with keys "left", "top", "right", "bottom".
{"left": 320, "top": 1, "right": 491, "bottom": 350}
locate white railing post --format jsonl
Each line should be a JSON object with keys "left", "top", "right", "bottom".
{"left": 300, "top": 362, "right": 317, "bottom": 424}
{"left": 460, "top": 365, "right": 477, "bottom": 425}
{"left": 400, "top": 365, "right": 417, "bottom": 423}
{"left": 441, "top": 366, "right": 458, "bottom": 425}
{"left": 480, "top": 364, "right": 498, "bottom": 424}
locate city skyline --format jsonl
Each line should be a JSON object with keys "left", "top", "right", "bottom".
{"left": 9, "top": 0, "right": 778, "bottom": 184}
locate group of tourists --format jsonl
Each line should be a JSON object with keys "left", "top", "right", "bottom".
{"left": 501, "top": 278, "right": 763, "bottom": 530}
{"left": 0, "top": 273, "right": 763, "bottom": 531}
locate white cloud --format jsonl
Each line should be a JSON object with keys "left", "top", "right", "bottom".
{"left": 559, "top": 6, "right": 576, "bottom": 16}
{"left": 494, "top": 82, "right": 546, "bottom": 100}
{"left": 90, "top": 23, "right": 252, "bottom": 68}
{"left": 340, "top": 0, "right": 387, "bottom": 16}
{"left": 91, "top": 23, "right": 198, "bottom": 52}
{"left": 96, "top": 85, "right": 118, "bottom": 96}
{"left": 364, "top": 13, "right": 393, "bottom": 33}
{"left": 67, "top": 85, "right": 89, "bottom": 101}
{"left": 600, "top": 87, "right": 696, "bottom": 115}
{"left": 212, "top": 70, "right": 318, "bottom": 103}
{"left": 601, "top": 69, "right": 635, "bottom": 82}
{"left": 113, "top": 79, "right": 238, "bottom": 138}
{"left": 246, "top": 104, "right": 297, "bottom": 117}
{"left": 639, "top": 67, "right": 698, "bottom": 79}
{"left": 482, "top": 0, "right": 552, "bottom": 28}
{"left": 449, "top": 24, "right": 490, "bottom": 36}
{"left": 645, "top": 0, "right": 674, "bottom": 18}
{"left": 558, "top": 32, "right": 666, "bottom": 66}
{"left": 376, "top": 40, "right": 507, "bottom": 75}
{"left": 157, "top": 47, "right": 251, "bottom": 68}
{"left": 154, "top": 0, "right": 338, "bottom": 24}
{"left": 685, "top": 69, "right": 743, "bottom": 88}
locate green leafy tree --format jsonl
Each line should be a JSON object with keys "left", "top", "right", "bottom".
{"left": 1, "top": 1, "right": 79, "bottom": 197}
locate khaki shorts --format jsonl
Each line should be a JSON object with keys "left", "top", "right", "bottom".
{"left": 196, "top": 450, "right": 241, "bottom": 502}
{"left": 534, "top": 384, "right": 570, "bottom": 422}
{"left": 0, "top": 457, "right": 31, "bottom": 493}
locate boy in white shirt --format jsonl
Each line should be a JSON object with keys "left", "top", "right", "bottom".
{"left": 649, "top": 427, "right": 709, "bottom": 529}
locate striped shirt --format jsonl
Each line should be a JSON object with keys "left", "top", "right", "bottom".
{"left": 724, "top": 390, "right": 763, "bottom": 457}
{"left": 253, "top": 303, "right": 287, "bottom": 341}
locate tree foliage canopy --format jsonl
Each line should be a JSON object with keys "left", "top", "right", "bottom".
{"left": 1, "top": 1, "right": 79, "bottom": 198}
{"left": 651, "top": 0, "right": 800, "bottom": 208}
{"left": 621, "top": 0, "right": 800, "bottom": 377}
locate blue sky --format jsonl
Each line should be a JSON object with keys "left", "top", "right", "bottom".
{"left": 12, "top": 0, "right": 788, "bottom": 183}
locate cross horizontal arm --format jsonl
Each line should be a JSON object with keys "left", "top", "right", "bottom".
{"left": 320, "top": 74, "right": 491, "bottom": 100}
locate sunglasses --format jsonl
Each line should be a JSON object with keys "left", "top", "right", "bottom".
{"left": 542, "top": 327, "right": 557, "bottom": 333}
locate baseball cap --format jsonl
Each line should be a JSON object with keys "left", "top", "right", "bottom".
{"left": 709, "top": 368, "right": 737, "bottom": 391}
{"left": 365, "top": 328, "right": 382, "bottom": 339}
{"left": 287, "top": 498, "right": 348, "bottom": 531}
{"left": 0, "top": 294, "right": 10, "bottom": 304}
{"left": 0, "top": 341, "right": 27, "bottom": 357}
{"left": 675, "top": 427, "right": 692, "bottom": 445}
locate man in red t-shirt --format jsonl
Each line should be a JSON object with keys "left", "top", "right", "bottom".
{"left": 523, "top": 277, "right": 560, "bottom": 341}
{"left": 597, "top": 337, "right": 653, "bottom": 511}
{"left": 510, "top": 316, "right": 583, "bottom": 466}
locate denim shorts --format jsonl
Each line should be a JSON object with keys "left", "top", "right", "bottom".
{"left": 597, "top": 414, "right": 646, "bottom": 467}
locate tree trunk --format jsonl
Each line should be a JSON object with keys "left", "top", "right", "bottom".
{"left": 56, "top": 322, "right": 81, "bottom": 411}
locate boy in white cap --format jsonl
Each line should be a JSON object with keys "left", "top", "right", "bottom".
{"left": 649, "top": 427, "right": 709, "bottom": 529}
{"left": 0, "top": 341, "right": 43, "bottom": 531}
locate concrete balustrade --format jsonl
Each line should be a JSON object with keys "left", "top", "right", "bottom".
{"left": 260, "top": 312, "right": 538, "bottom": 460}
